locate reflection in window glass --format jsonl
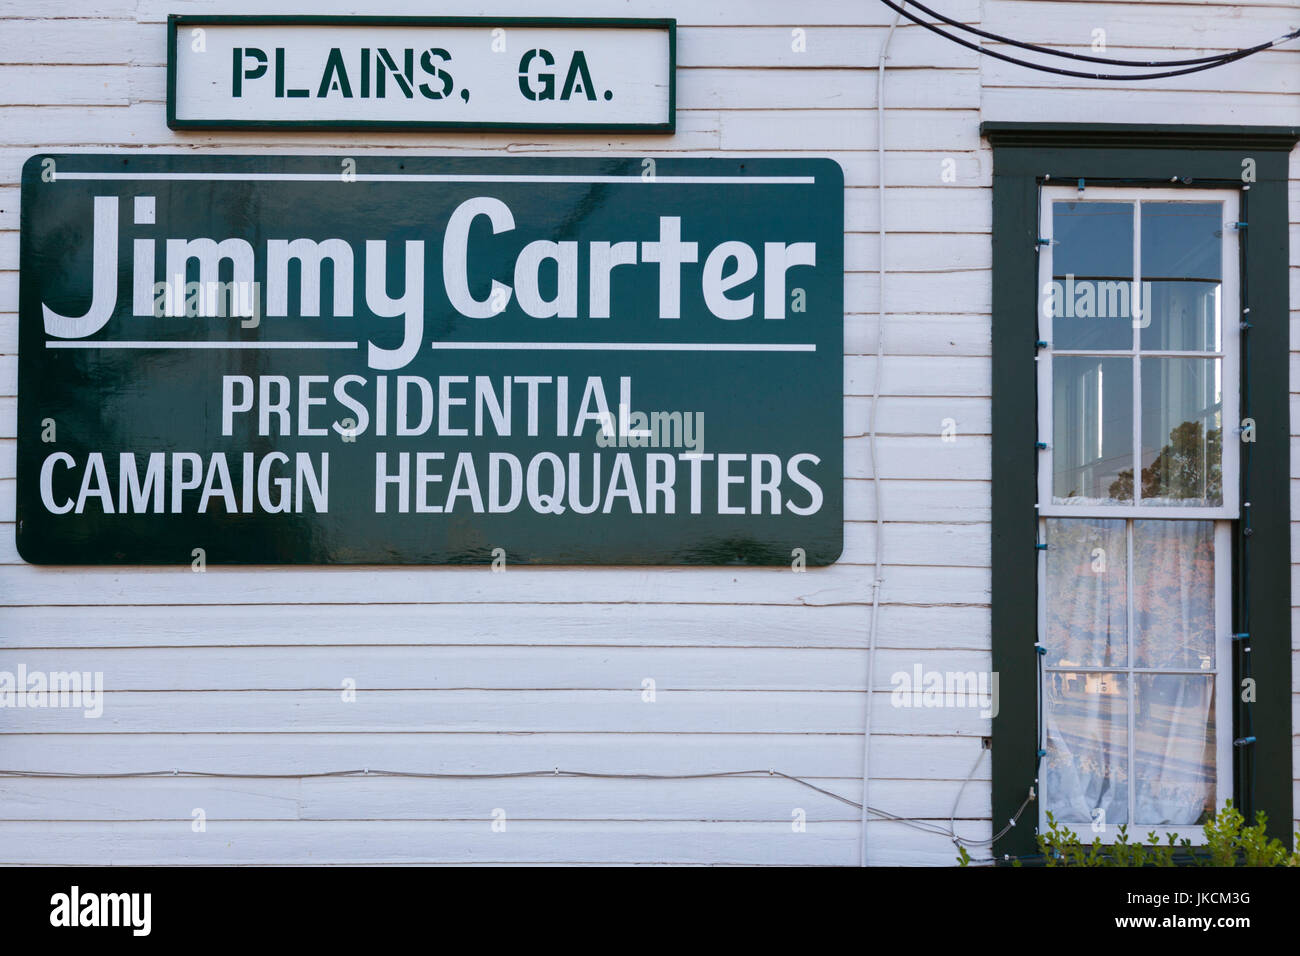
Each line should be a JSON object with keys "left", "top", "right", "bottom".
{"left": 1045, "top": 673, "right": 1128, "bottom": 825}
{"left": 1045, "top": 518, "right": 1126, "bottom": 668}
{"left": 1134, "top": 675, "right": 1215, "bottom": 826}
{"left": 1141, "top": 282, "right": 1221, "bottom": 353}
{"left": 1053, "top": 356, "right": 1133, "bottom": 503}
{"left": 1140, "top": 202, "right": 1223, "bottom": 352}
{"left": 1133, "top": 520, "right": 1214, "bottom": 670}
{"left": 1139, "top": 357, "right": 1222, "bottom": 505}
{"left": 1051, "top": 202, "right": 1134, "bottom": 350}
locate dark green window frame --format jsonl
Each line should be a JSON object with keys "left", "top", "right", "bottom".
{"left": 984, "top": 122, "right": 1299, "bottom": 860}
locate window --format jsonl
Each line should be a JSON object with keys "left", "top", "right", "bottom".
{"left": 984, "top": 122, "right": 1296, "bottom": 861}
{"left": 1038, "top": 191, "right": 1238, "bottom": 518}
{"left": 1035, "top": 189, "right": 1237, "bottom": 838}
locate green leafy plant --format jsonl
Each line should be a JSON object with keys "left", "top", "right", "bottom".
{"left": 957, "top": 800, "right": 1300, "bottom": 866}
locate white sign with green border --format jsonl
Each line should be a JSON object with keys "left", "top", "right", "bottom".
{"left": 168, "top": 16, "right": 675, "bottom": 132}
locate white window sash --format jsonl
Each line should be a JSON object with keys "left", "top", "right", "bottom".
{"left": 1034, "top": 186, "right": 1239, "bottom": 845}
{"left": 1034, "top": 186, "right": 1240, "bottom": 521}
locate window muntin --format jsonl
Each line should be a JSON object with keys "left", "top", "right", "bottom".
{"left": 1036, "top": 188, "right": 1239, "bottom": 519}
{"left": 1036, "top": 186, "right": 1237, "bottom": 840}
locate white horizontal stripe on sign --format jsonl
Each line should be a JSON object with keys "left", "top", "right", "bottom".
{"left": 55, "top": 173, "right": 815, "bottom": 185}
{"left": 429, "top": 342, "right": 817, "bottom": 352}
{"left": 45, "top": 341, "right": 359, "bottom": 350}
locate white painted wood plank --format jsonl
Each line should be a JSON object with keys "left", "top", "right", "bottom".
{"left": 0, "top": 104, "right": 985, "bottom": 151}
{"left": 846, "top": 315, "right": 991, "bottom": 357}
{"left": 848, "top": 435, "right": 991, "bottom": 480}
{"left": 847, "top": 233, "right": 992, "bottom": 272}
{"left": 0, "top": 188, "right": 16, "bottom": 230}
{"left": 0, "top": 818, "right": 988, "bottom": 865}
{"left": 0, "top": 104, "right": 729, "bottom": 147}
{"left": 0, "top": 776, "right": 989, "bottom": 821}
{"left": 847, "top": 270, "right": 992, "bottom": 313}
{"left": 0, "top": 688, "right": 994, "bottom": 735}
{"left": 0, "top": 18, "right": 152, "bottom": 64}
{"left": 0, "top": 1, "right": 132, "bottom": 15}
{"left": 0, "top": 562, "right": 992, "bottom": 607}
{"left": 0, "top": 602, "right": 992, "bottom": 651}
{"left": 680, "top": 68, "right": 982, "bottom": 111}
{"left": 847, "top": 187, "right": 992, "bottom": 233}
{"left": 848, "top": 396, "right": 990, "bottom": 434}
{"left": 0, "top": 730, "right": 988, "bottom": 779}
{"left": 981, "top": 87, "right": 1300, "bottom": 127}
{"left": 0, "top": 66, "right": 129, "bottom": 106}
{"left": 845, "top": 478, "right": 990, "bottom": 522}
{"left": 136, "top": 0, "right": 982, "bottom": 27}
{"left": 722, "top": 109, "right": 982, "bottom": 151}
{"left": 0, "top": 645, "right": 992, "bottom": 691}
{"left": 846, "top": 355, "right": 990, "bottom": 395}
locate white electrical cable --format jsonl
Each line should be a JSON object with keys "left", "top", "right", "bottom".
{"left": 861, "top": 0, "right": 906, "bottom": 869}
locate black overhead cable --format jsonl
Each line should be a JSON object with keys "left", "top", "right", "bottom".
{"left": 874, "top": 0, "right": 1300, "bottom": 81}
{"left": 886, "top": 0, "right": 1300, "bottom": 67}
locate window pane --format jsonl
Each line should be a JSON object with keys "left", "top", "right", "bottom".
{"left": 1139, "top": 357, "right": 1223, "bottom": 505}
{"left": 1053, "top": 356, "right": 1133, "bottom": 503}
{"left": 1141, "top": 282, "right": 1221, "bottom": 353}
{"left": 1045, "top": 673, "right": 1128, "bottom": 826}
{"left": 1140, "top": 202, "right": 1223, "bottom": 352}
{"left": 1050, "top": 201, "right": 1134, "bottom": 350}
{"left": 1045, "top": 518, "right": 1126, "bottom": 668}
{"left": 1134, "top": 674, "right": 1215, "bottom": 826}
{"left": 1133, "top": 520, "right": 1215, "bottom": 669}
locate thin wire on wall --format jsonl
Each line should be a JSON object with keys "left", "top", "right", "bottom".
{"left": 862, "top": 0, "right": 907, "bottom": 869}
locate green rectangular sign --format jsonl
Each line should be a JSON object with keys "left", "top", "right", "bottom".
{"left": 18, "top": 155, "right": 843, "bottom": 565}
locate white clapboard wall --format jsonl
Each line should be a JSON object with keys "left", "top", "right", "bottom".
{"left": 0, "top": 0, "right": 1294, "bottom": 865}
